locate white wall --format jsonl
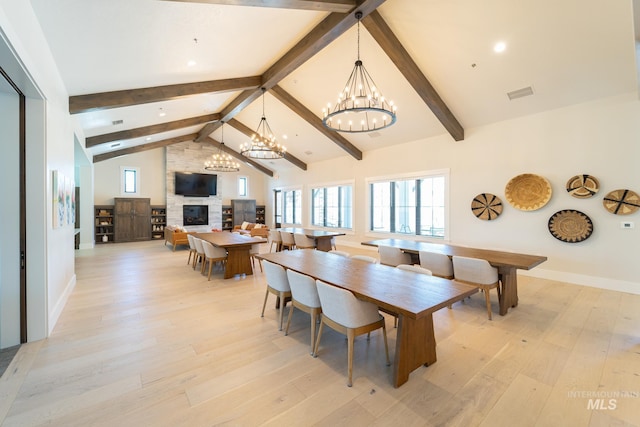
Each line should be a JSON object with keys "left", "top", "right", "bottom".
{"left": 0, "top": 1, "right": 78, "bottom": 339}
{"left": 270, "top": 93, "right": 640, "bottom": 293}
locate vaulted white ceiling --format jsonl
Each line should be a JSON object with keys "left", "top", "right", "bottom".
{"left": 29, "top": 0, "right": 638, "bottom": 174}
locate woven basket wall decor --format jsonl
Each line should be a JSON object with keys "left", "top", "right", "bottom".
{"left": 505, "top": 174, "right": 552, "bottom": 211}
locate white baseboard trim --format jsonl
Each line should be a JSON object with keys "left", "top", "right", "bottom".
{"left": 49, "top": 274, "right": 76, "bottom": 335}
{"left": 519, "top": 268, "right": 640, "bottom": 295}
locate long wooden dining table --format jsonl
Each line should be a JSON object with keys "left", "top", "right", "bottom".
{"left": 256, "top": 250, "right": 478, "bottom": 387}
{"left": 276, "top": 227, "right": 345, "bottom": 252}
{"left": 362, "top": 239, "right": 547, "bottom": 315}
{"left": 195, "top": 232, "right": 266, "bottom": 279}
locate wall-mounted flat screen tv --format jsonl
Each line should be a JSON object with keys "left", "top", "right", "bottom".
{"left": 174, "top": 172, "right": 217, "bottom": 197}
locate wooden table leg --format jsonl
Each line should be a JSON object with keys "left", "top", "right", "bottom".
{"left": 224, "top": 246, "right": 254, "bottom": 279}
{"left": 393, "top": 314, "right": 437, "bottom": 387}
{"left": 498, "top": 267, "right": 518, "bottom": 315}
{"left": 315, "top": 238, "right": 332, "bottom": 252}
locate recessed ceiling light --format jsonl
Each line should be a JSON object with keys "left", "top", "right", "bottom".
{"left": 282, "top": 134, "right": 288, "bottom": 140}
{"left": 493, "top": 41, "right": 506, "bottom": 53}
{"left": 187, "top": 60, "right": 197, "bottom": 67}
{"left": 159, "top": 108, "right": 166, "bottom": 117}
{"left": 146, "top": 137, "right": 152, "bottom": 141}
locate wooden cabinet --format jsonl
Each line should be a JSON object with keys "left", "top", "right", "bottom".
{"left": 231, "top": 199, "right": 256, "bottom": 227}
{"left": 95, "top": 205, "right": 115, "bottom": 243}
{"left": 114, "top": 198, "right": 151, "bottom": 242}
{"left": 222, "top": 205, "right": 233, "bottom": 231}
{"left": 151, "top": 206, "right": 166, "bottom": 240}
{"left": 256, "top": 205, "right": 265, "bottom": 224}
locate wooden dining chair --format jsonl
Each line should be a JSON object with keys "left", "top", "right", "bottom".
{"left": 268, "top": 229, "right": 282, "bottom": 252}
{"left": 314, "top": 280, "right": 390, "bottom": 387}
{"left": 280, "top": 231, "right": 296, "bottom": 251}
{"left": 261, "top": 260, "right": 292, "bottom": 331}
{"left": 452, "top": 255, "right": 501, "bottom": 320}
{"left": 418, "top": 251, "right": 454, "bottom": 279}
{"left": 378, "top": 245, "right": 412, "bottom": 267}
{"left": 285, "top": 270, "right": 322, "bottom": 353}
{"left": 294, "top": 233, "right": 316, "bottom": 250}
{"left": 201, "top": 240, "right": 227, "bottom": 280}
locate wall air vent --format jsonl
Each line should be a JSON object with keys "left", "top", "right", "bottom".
{"left": 112, "top": 119, "right": 123, "bottom": 125}
{"left": 507, "top": 86, "right": 534, "bottom": 100}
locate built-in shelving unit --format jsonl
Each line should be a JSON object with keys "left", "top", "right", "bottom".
{"left": 151, "top": 205, "right": 166, "bottom": 240}
{"left": 222, "top": 205, "right": 233, "bottom": 231}
{"left": 256, "top": 205, "right": 265, "bottom": 224}
{"left": 95, "top": 205, "right": 114, "bottom": 243}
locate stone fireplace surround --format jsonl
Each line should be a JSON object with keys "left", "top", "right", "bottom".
{"left": 166, "top": 142, "right": 223, "bottom": 232}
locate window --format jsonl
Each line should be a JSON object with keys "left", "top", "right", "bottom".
{"left": 282, "top": 188, "right": 301, "bottom": 225}
{"left": 121, "top": 167, "right": 139, "bottom": 195}
{"left": 238, "top": 176, "right": 247, "bottom": 197}
{"left": 369, "top": 171, "right": 447, "bottom": 238}
{"left": 311, "top": 183, "right": 353, "bottom": 229}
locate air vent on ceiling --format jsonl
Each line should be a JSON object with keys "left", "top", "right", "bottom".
{"left": 507, "top": 86, "right": 534, "bottom": 100}
{"left": 368, "top": 131, "right": 381, "bottom": 138}
{"left": 110, "top": 143, "right": 121, "bottom": 148}
{"left": 112, "top": 119, "right": 123, "bottom": 125}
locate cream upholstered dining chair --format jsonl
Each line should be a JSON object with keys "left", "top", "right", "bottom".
{"left": 261, "top": 260, "right": 292, "bottom": 331}
{"left": 418, "top": 251, "right": 454, "bottom": 279}
{"left": 378, "top": 245, "right": 412, "bottom": 267}
{"left": 294, "top": 233, "right": 316, "bottom": 250}
{"left": 329, "top": 250, "right": 350, "bottom": 257}
{"left": 186, "top": 234, "right": 198, "bottom": 266}
{"left": 201, "top": 240, "right": 227, "bottom": 280}
{"left": 268, "top": 230, "right": 282, "bottom": 252}
{"left": 314, "top": 280, "right": 390, "bottom": 387}
{"left": 452, "top": 256, "right": 501, "bottom": 320}
{"left": 285, "top": 270, "right": 322, "bottom": 353}
{"left": 192, "top": 237, "right": 206, "bottom": 272}
{"left": 280, "top": 231, "right": 296, "bottom": 251}
{"left": 350, "top": 255, "right": 378, "bottom": 263}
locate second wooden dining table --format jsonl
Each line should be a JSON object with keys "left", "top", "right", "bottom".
{"left": 362, "top": 238, "right": 547, "bottom": 315}
{"left": 195, "top": 232, "right": 266, "bottom": 279}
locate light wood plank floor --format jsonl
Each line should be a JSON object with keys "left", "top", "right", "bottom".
{"left": 1, "top": 241, "right": 639, "bottom": 426}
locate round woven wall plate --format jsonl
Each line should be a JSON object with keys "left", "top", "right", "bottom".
{"left": 548, "top": 210, "right": 593, "bottom": 243}
{"left": 602, "top": 189, "right": 640, "bottom": 215}
{"left": 566, "top": 174, "right": 599, "bottom": 198}
{"left": 505, "top": 174, "right": 552, "bottom": 211}
{"left": 471, "top": 193, "right": 503, "bottom": 220}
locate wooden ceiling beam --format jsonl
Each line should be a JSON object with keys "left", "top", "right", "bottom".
{"left": 227, "top": 118, "right": 308, "bottom": 170}
{"left": 86, "top": 113, "right": 220, "bottom": 147}
{"left": 362, "top": 10, "right": 464, "bottom": 141}
{"left": 69, "top": 76, "right": 261, "bottom": 114}
{"left": 270, "top": 85, "right": 362, "bottom": 160}
{"left": 159, "top": 0, "right": 355, "bottom": 13}
{"left": 69, "top": 76, "right": 262, "bottom": 114}
{"left": 93, "top": 133, "right": 198, "bottom": 163}
{"left": 195, "top": 0, "right": 387, "bottom": 142}
{"left": 203, "top": 137, "right": 274, "bottom": 176}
